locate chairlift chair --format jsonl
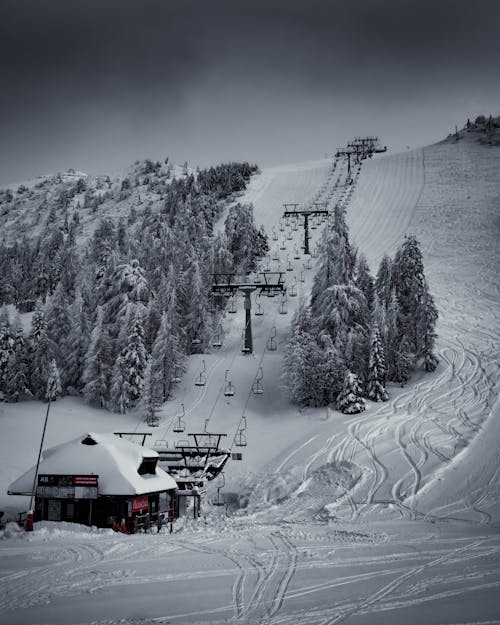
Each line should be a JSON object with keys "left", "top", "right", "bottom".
{"left": 272, "top": 248, "right": 279, "bottom": 261}
{"left": 304, "top": 257, "right": 312, "bottom": 270}
{"left": 224, "top": 370, "right": 235, "bottom": 397}
{"left": 235, "top": 416, "right": 247, "bottom": 447}
{"left": 279, "top": 239, "right": 286, "bottom": 251}
{"left": 195, "top": 360, "right": 206, "bottom": 387}
{"left": 286, "top": 230, "right": 293, "bottom": 241}
{"left": 289, "top": 276, "right": 297, "bottom": 297}
{"left": 294, "top": 247, "right": 301, "bottom": 260}
{"left": 286, "top": 256, "right": 293, "bottom": 272}
{"left": 255, "top": 301, "right": 264, "bottom": 316}
{"left": 253, "top": 367, "right": 264, "bottom": 394}
{"left": 173, "top": 403, "right": 186, "bottom": 433}
{"left": 299, "top": 270, "right": 305, "bottom": 283}
{"left": 267, "top": 326, "right": 277, "bottom": 351}
{"left": 279, "top": 298, "right": 288, "bottom": 315}
{"left": 212, "top": 473, "right": 226, "bottom": 507}
{"left": 272, "top": 227, "right": 278, "bottom": 241}
{"left": 279, "top": 220, "right": 285, "bottom": 232}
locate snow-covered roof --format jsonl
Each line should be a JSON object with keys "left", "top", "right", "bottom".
{"left": 8, "top": 432, "right": 177, "bottom": 497}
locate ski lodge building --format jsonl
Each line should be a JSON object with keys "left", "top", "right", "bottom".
{"left": 8, "top": 432, "right": 178, "bottom": 529}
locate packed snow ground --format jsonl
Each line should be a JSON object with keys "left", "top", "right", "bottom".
{"left": 1, "top": 138, "right": 500, "bottom": 624}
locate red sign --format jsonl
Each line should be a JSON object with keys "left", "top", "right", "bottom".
{"left": 132, "top": 496, "right": 149, "bottom": 512}
{"left": 73, "top": 476, "right": 99, "bottom": 486}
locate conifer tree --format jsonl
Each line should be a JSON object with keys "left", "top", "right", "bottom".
{"left": 150, "top": 309, "right": 184, "bottom": 401}
{"left": 337, "top": 370, "right": 366, "bottom": 414}
{"left": 366, "top": 326, "right": 389, "bottom": 401}
{"left": 416, "top": 289, "right": 439, "bottom": 371}
{"left": 45, "top": 283, "right": 72, "bottom": 391}
{"left": 281, "top": 303, "right": 323, "bottom": 406}
{"left": 393, "top": 335, "right": 411, "bottom": 386}
{"left": 375, "top": 254, "right": 393, "bottom": 308}
{"left": 140, "top": 359, "right": 161, "bottom": 426}
{"left": 82, "top": 307, "right": 112, "bottom": 407}
{"left": 46, "top": 358, "right": 62, "bottom": 401}
{"left": 354, "top": 253, "right": 374, "bottom": 312}
{"left": 6, "top": 313, "right": 30, "bottom": 401}
{"left": 0, "top": 307, "right": 14, "bottom": 399}
{"left": 29, "top": 302, "right": 51, "bottom": 399}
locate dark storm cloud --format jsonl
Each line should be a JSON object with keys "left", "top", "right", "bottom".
{"left": 1, "top": 0, "right": 499, "bottom": 183}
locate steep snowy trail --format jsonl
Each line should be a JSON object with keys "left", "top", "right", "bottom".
{"left": 1, "top": 140, "right": 499, "bottom": 625}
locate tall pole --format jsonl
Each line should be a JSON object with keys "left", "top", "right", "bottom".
{"left": 26, "top": 399, "right": 51, "bottom": 529}
{"left": 304, "top": 213, "right": 310, "bottom": 255}
{"left": 241, "top": 287, "right": 254, "bottom": 354}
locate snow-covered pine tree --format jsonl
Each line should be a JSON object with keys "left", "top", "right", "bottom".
{"left": 109, "top": 313, "right": 148, "bottom": 412}
{"left": 139, "top": 359, "right": 161, "bottom": 426}
{"left": 392, "top": 235, "right": 428, "bottom": 350}
{"left": 354, "top": 253, "right": 374, "bottom": 312}
{"left": 29, "top": 301, "right": 51, "bottom": 400}
{"left": 6, "top": 313, "right": 30, "bottom": 401}
{"left": 416, "top": 288, "right": 439, "bottom": 371}
{"left": 46, "top": 358, "right": 62, "bottom": 401}
{"left": 337, "top": 370, "right": 366, "bottom": 414}
{"left": 281, "top": 302, "right": 323, "bottom": 406}
{"left": 45, "top": 283, "right": 72, "bottom": 391}
{"left": 82, "top": 307, "right": 112, "bottom": 407}
{"left": 0, "top": 307, "right": 14, "bottom": 399}
{"left": 316, "top": 332, "right": 346, "bottom": 405}
{"left": 375, "top": 254, "right": 393, "bottom": 308}
{"left": 65, "top": 293, "right": 91, "bottom": 394}
{"left": 393, "top": 335, "right": 411, "bottom": 386}
{"left": 150, "top": 309, "right": 184, "bottom": 401}
{"left": 366, "top": 325, "right": 389, "bottom": 401}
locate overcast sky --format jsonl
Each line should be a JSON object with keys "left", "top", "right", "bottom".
{"left": 1, "top": 0, "right": 499, "bottom": 184}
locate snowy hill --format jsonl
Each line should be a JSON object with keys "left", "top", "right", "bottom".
{"left": 1, "top": 137, "right": 499, "bottom": 624}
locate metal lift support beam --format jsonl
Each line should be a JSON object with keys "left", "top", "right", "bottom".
{"left": 282, "top": 205, "right": 329, "bottom": 255}
{"left": 212, "top": 272, "right": 286, "bottom": 354}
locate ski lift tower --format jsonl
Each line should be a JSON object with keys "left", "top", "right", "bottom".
{"left": 212, "top": 272, "right": 286, "bottom": 354}
{"left": 282, "top": 203, "right": 329, "bottom": 255}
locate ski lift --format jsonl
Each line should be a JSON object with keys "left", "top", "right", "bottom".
{"left": 279, "top": 295, "right": 288, "bottom": 315}
{"left": 279, "top": 239, "right": 286, "bottom": 251}
{"left": 224, "top": 370, "right": 235, "bottom": 397}
{"left": 272, "top": 226, "right": 278, "bottom": 241}
{"left": 272, "top": 248, "right": 279, "bottom": 261}
{"left": 212, "top": 473, "right": 226, "bottom": 507}
{"left": 279, "top": 219, "right": 285, "bottom": 232}
{"left": 235, "top": 416, "right": 247, "bottom": 447}
{"left": 299, "top": 270, "right": 305, "bottom": 283}
{"left": 228, "top": 296, "right": 237, "bottom": 314}
{"left": 293, "top": 247, "right": 300, "bottom": 260}
{"left": 286, "top": 229, "right": 293, "bottom": 241}
{"left": 255, "top": 300, "right": 264, "bottom": 316}
{"left": 311, "top": 219, "right": 317, "bottom": 230}
{"left": 267, "top": 326, "right": 277, "bottom": 351}
{"left": 304, "top": 257, "right": 312, "bottom": 270}
{"left": 286, "top": 255, "right": 293, "bottom": 272}
{"left": 253, "top": 367, "right": 264, "bottom": 394}
{"left": 212, "top": 324, "right": 223, "bottom": 348}
{"left": 289, "top": 276, "right": 297, "bottom": 297}
{"left": 173, "top": 403, "right": 186, "bottom": 433}
{"left": 195, "top": 360, "right": 206, "bottom": 387}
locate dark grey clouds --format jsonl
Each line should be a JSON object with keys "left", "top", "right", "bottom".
{"left": 1, "top": 0, "right": 499, "bottom": 183}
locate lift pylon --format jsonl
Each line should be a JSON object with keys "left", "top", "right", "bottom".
{"left": 282, "top": 204, "right": 329, "bottom": 255}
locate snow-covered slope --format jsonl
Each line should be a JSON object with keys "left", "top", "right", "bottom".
{"left": 1, "top": 140, "right": 499, "bottom": 625}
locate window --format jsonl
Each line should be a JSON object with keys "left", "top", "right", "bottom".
{"left": 138, "top": 457, "right": 157, "bottom": 475}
